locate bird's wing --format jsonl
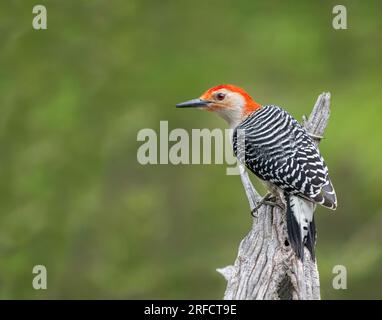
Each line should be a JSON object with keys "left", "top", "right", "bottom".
{"left": 232, "top": 105, "right": 337, "bottom": 209}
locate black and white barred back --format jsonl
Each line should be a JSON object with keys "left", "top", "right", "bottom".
{"left": 232, "top": 105, "right": 337, "bottom": 259}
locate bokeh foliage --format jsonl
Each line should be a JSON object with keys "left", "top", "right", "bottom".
{"left": 0, "top": 0, "right": 381, "bottom": 299}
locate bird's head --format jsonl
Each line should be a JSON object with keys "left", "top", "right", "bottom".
{"left": 176, "top": 84, "right": 261, "bottom": 127}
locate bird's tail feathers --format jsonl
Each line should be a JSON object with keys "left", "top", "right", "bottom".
{"left": 284, "top": 193, "right": 316, "bottom": 261}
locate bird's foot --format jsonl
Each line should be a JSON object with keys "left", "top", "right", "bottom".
{"left": 250, "top": 193, "right": 284, "bottom": 217}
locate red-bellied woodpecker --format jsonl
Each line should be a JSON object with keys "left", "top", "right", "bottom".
{"left": 176, "top": 84, "right": 337, "bottom": 260}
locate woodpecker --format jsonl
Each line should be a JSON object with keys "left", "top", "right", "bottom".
{"left": 176, "top": 84, "right": 337, "bottom": 260}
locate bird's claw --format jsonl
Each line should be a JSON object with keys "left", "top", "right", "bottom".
{"left": 250, "top": 193, "right": 284, "bottom": 217}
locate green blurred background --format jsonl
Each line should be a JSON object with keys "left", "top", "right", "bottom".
{"left": 0, "top": 0, "right": 381, "bottom": 299}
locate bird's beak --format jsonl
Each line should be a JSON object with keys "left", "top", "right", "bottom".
{"left": 176, "top": 98, "right": 211, "bottom": 108}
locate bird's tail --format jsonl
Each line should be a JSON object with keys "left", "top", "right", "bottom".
{"left": 284, "top": 193, "right": 316, "bottom": 261}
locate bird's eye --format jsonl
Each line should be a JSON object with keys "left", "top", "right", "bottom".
{"left": 216, "top": 92, "right": 226, "bottom": 101}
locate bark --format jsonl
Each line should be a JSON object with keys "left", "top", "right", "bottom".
{"left": 216, "top": 93, "right": 332, "bottom": 300}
